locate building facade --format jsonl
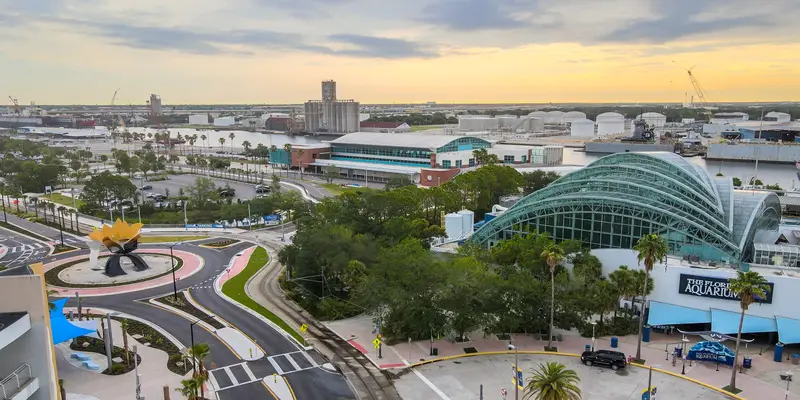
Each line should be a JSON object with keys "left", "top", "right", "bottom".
{"left": 472, "top": 152, "right": 782, "bottom": 263}
{"left": 304, "top": 80, "right": 360, "bottom": 133}
{"left": 148, "top": 94, "right": 162, "bottom": 116}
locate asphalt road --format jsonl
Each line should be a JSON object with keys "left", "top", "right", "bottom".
{"left": 0, "top": 213, "right": 85, "bottom": 268}
{"left": 53, "top": 241, "right": 353, "bottom": 399}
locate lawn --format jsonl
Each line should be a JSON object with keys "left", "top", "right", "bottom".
{"left": 322, "top": 183, "right": 375, "bottom": 196}
{"left": 221, "top": 247, "right": 303, "bottom": 343}
{"left": 138, "top": 235, "right": 208, "bottom": 243}
{"left": 43, "top": 193, "right": 85, "bottom": 209}
{"left": 410, "top": 125, "right": 446, "bottom": 132}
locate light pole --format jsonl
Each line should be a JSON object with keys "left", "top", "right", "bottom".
{"left": 247, "top": 202, "right": 252, "bottom": 231}
{"left": 137, "top": 206, "right": 141, "bottom": 224}
{"left": 782, "top": 371, "right": 793, "bottom": 400}
{"left": 163, "top": 242, "right": 184, "bottom": 300}
{"left": 591, "top": 321, "right": 597, "bottom": 352}
{"left": 509, "top": 344, "right": 519, "bottom": 400}
{"left": 134, "top": 345, "right": 142, "bottom": 400}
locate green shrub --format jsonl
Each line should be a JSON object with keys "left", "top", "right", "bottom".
{"left": 109, "top": 363, "right": 126, "bottom": 374}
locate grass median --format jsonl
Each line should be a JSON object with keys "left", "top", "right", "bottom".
{"left": 221, "top": 246, "right": 304, "bottom": 343}
{"left": 322, "top": 183, "right": 374, "bottom": 196}
{"left": 44, "top": 193, "right": 85, "bottom": 209}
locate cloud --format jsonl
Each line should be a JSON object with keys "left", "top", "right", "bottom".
{"left": 419, "top": 0, "right": 531, "bottom": 31}
{"left": 327, "top": 34, "right": 437, "bottom": 58}
{"left": 248, "top": 0, "right": 354, "bottom": 19}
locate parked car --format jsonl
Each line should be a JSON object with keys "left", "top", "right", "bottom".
{"left": 140, "top": 185, "right": 153, "bottom": 191}
{"left": 218, "top": 188, "right": 236, "bottom": 197}
{"left": 580, "top": 350, "right": 627, "bottom": 370}
{"left": 255, "top": 186, "right": 270, "bottom": 194}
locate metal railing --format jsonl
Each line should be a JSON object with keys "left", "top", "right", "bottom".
{"left": 0, "top": 363, "right": 33, "bottom": 400}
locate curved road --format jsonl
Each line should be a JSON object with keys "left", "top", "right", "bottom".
{"left": 53, "top": 241, "right": 354, "bottom": 399}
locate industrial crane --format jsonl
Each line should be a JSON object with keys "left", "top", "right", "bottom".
{"left": 686, "top": 66, "right": 710, "bottom": 108}
{"left": 7, "top": 96, "right": 20, "bottom": 115}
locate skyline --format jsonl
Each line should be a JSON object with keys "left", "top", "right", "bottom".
{"left": 2, "top": 0, "right": 799, "bottom": 105}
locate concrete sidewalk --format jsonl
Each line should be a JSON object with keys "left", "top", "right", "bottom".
{"left": 326, "top": 316, "right": 800, "bottom": 400}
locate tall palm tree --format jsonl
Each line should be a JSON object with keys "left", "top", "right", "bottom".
{"left": 67, "top": 208, "right": 75, "bottom": 232}
{"left": 218, "top": 137, "right": 226, "bottom": 152}
{"left": 228, "top": 132, "right": 235, "bottom": 154}
{"left": 632, "top": 233, "right": 668, "bottom": 361}
{"left": 541, "top": 244, "right": 564, "bottom": 350}
{"left": 46, "top": 202, "right": 56, "bottom": 224}
{"left": 31, "top": 197, "right": 39, "bottom": 218}
{"left": 727, "top": 270, "right": 770, "bottom": 391}
{"left": 200, "top": 134, "right": 207, "bottom": 155}
{"left": 523, "top": 362, "right": 581, "bottom": 400}
{"left": 188, "top": 342, "right": 211, "bottom": 399}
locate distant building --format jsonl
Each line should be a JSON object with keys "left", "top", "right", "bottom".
{"left": 148, "top": 94, "right": 162, "bottom": 116}
{"left": 265, "top": 117, "right": 291, "bottom": 131}
{"left": 214, "top": 116, "right": 235, "bottom": 127}
{"left": 188, "top": 114, "right": 209, "bottom": 125}
{"left": 359, "top": 121, "right": 411, "bottom": 133}
{"left": 304, "top": 80, "right": 360, "bottom": 133}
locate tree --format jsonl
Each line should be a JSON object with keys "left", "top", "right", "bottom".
{"left": 271, "top": 175, "right": 281, "bottom": 193}
{"left": 188, "top": 343, "right": 211, "bottom": 399}
{"left": 523, "top": 171, "right": 561, "bottom": 195}
{"left": 218, "top": 137, "right": 226, "bottom": 151}
{"left": 185, "top": 177, "right": 218, "bottom": 207}
{"left": 323, "top": 164, "right": 339, "bottom": 184}
{"left": 176, "top": 376, "right": 204, "bottom": 400}
{"left": 523, "top": 362, "right": 581, "bottom": 400}
{"left": 80, "top": 171, "right": 136, "bottom": 212}
{"left": 120, "top": 319, "right": 131, "bottom": 365}
{"left": 541, "top": 244, "right": 565, "bottom": 350}
{"left": 228, "top": 132, "right": 235, "bottom": 154}
{"left": 386, "top": 175, "right": 413, "bottom": 190}
{"left": 732, "top": 177, "right": 742, "bottom": 187}
{"left": 727, "top": 271, "right": 770, "bottom": 392}
{"left": 632, "top": 233, "right": 668, "bottom": 361}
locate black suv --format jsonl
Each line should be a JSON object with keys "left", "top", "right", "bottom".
{"left": 580, "top": 350, "right": 626, "bottom": 370}
{"left": 218, "top": 188, "right": 236, "bottom": 197}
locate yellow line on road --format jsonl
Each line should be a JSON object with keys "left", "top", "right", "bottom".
{"left": 284, "top": 376, "right": 297, "bottom": 400}
{"left": 261, "top": 381, "right": 279, "bottom": 399}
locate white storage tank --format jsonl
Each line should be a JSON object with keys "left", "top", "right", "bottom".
{"left": 570, "top": 119, "right": 595, "bottom": 137}
{"left": 459, "top": 116, "right": 498, "bottom": 131}
{"left": 596, "top": 112, "right": 625, "bottom": 136}
{"left": 497, "top": 115, "right": 519, "bottom": 128}
{"left": 637, "top": 112, "right": 667, "bottom": 128}
{"left": 529, "top": 117, "right": 544, "bottom": 132}
{"left": 766, "top": 111, "right": 791, "bottom": 123}
{"left": 528, "top": 111, "right": 548, "bottom": 120}
{"left": 545, "top": 111, "right": 566, "bottom": 125}
{"left": 458, "top": 209, "right": 475, "bottom": 235}
{"left": 564, "top": 111, "right": 587, "bottom": 124}
{"left": 445, "top": 213, "right": 464, "bottom": 240}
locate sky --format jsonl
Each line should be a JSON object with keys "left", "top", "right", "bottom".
{"left": 2, "top": 0, "right": 799, "bottom": 105}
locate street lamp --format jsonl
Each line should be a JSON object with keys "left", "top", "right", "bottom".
{"left": 509, "top": 344, "right": 519, "bottom": 400}
{"left": 591, "top": 321, "right": 597, "bottom": 352}
{"left": 164, "top": 241, "right": 184, "bottom": 300}
{"left": 189, "top": 315, "right": 219, "bottom": 375}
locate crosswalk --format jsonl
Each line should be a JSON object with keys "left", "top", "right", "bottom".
{"left": 5, "top": 242, "right": 48, "bottom": 253}
{"left": 209, "top": 351, "right": 321, "bottom": 392}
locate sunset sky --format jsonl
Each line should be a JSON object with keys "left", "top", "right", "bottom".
{"left": 2, "top": 0, "right": 798, "bottom": 105}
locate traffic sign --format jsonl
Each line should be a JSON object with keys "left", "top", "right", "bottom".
{"left": 300, "top": 324, "right": 308, "bottom": 333}
{"left": 373, "top": 338, "right": 382, "bottom": 349}
{"left": 512, "top": 364, "right": 523, "bottom": 389}
{"left": 641, "top": 386, "right": 657, "bottom": 400}
{"left": 500, "top": 387, "right": 507, "bottom": 396}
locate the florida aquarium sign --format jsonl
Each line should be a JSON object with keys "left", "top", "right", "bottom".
{"left": 678, "top": 274, "right": 773, "bottom": 304}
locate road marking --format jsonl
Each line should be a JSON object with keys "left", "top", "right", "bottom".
{"left": 242, "top": 363, "right": 257, "bottom": 381}
{"left": 224, "top": 366, "right": 239, "bottom": 385}
{"left": 267, "top": 356, "right": 284, "bottom": 375}
{"left": 300, "top": 351, "right": 316, "bottom": 366}
{"left": 285, "top": 354, "right": 301, "bottom": 371}
{"left": 413, "top": 369, "right": 451, "bottom": 400}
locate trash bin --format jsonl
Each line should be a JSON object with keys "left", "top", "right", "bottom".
{"left": 585, "top": 344, "right": 591, "bottom": 352}
{"left": 792, "top": 354, "right": 799, "bottom": 365}
{"left": 775, "top": 344, "right": 784, "bottom": 362}
{"left": 431, "top": 348, "right": 438, "bottom": 356}
{"left": 611, "top": 337, "right": 619, "bottom": 348}
{"left": 674, "top": 347, "right": 683, "bottom": 358}
{"left": 743, "top": 357, "right": 752, "bottom": 369}
{"left": 643, "top": 326, "right": 651, "bottom": 343}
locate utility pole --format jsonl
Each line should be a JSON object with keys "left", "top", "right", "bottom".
{"left": 647, "top": 366, "right": 653, "bottom": 399}
{"left": 134, "top": 345, "right": 142, "bottom": 400}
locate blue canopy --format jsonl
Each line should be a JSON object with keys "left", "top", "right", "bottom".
{"left": 710, "top": 309, "right": 777, "bottom": 335}
{"left": 687, "top": 341, "right": 736, "bottom": 366}
{"left": 776, "top": 316, "right": 800, "bottom": 344}
{"left": 50, "top": 299, "right": 96, "bottom": 344}
{"left": 647, "top": 301, "right": 711, "bottom": 326}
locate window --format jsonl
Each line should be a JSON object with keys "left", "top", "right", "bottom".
{"left": 469, "top": 158, "right": 475, "bottom": 167}
{"left": 442, "top": 160, "right": 451, "bottom": 168}
{"left": 455, "top": 160, "right": 462, "bottom": 168}
{"left": 503, "top": 155, "right": 515, "bottom": 163}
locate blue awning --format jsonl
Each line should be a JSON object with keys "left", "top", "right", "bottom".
{"left": 647, "top": 301, "right": 711, "bottom": 326}
{"left": 776, "top": 316, "right": 800, "bottom": 344}
{"left": 710, "top": 309, "right": 777, "bottom": 334}
{"left": 50, "top": 299, "right": 96, "bottom": 344}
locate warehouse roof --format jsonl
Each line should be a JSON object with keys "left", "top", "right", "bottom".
{"left": 330, "top": 132, "right": 487, "bottom": 150}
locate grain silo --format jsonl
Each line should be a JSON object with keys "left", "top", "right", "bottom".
{"left": 458, "top": 209, "right": 475, "bottom": 235}
{"left": 596, "top": 112, "right": 625, "bottom": 136}
{"left": 570, "top": 119, "right": 595, "bottom": 137}
{"left": 445, "top": 213, "right": 464, "bottom": 240}
{"left": 637, "top": 112, "right": 667, "bottom": 128}
{"left": 545, "top": 111, "right": 566, "bottom": 125}
{"left": 564, "top": 111, "right": 587, "bottom": 124}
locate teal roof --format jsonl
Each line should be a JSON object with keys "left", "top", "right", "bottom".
{"left": 648, "top": 301, "right": 711, "bottom": 326}
{"left": 711, "top": 308, "right": 777, "bottom": 334}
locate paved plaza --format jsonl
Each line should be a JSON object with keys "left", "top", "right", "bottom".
{"left": 396, "top": 354, "right": 730, "bottom": 400}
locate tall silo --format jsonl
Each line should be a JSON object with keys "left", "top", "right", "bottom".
{"left": 445, "top": 213, "right": 464, "bottom": 239}
{"left": 458, "top": 209, "right": 475, "bottom": 235}
{"left": 564, "top": 111, "right": 587, "bottom": 124}
{"left": 570, "top": 119, "right": 595, "bottom": 137}
{"left": 545, "top": 111, "right": 566, "bottom": 125}
{"left": 596, "top": 112, "right": 625, "bottom": 135}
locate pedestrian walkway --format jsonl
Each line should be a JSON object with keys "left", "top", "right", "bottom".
{"left": 209, "top": 362, "right": 260, "bottom": 391}
{"left": 207, "top": 350, "right": 319, "bottom": 394}
{"left": 326, "top": 315, "right": 800, "bottom": 400}
{"left": 265, "top": 351, "right": 318, "bottom": 375}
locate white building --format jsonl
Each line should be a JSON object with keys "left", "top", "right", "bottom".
{"left": 0, "top": 264, "right": 61, "bottom": 400}
{"left": 188, "top": 114, "right": 209, "bottom": 125}
{"left": 766, "top": 112, "right": 792, "bottom": 123}
{"left": 637, "top": 112, "right": 667, "bottom": 128}
{"left": 359, "top": 122, "right": 411, "bottom": 133}
{"left": 213, "top": 116, "right": 236, "bottom": 127}
{"left": 596, "top": 112, "right": 625, "bottom": 136}
{"left": 713, "top": 112, "right": 749, "bottom": 123}
{"left": 459, "top": 116, "right": 498, "bottom": 131}
{"left": 569, "top": 119, "right": 595, "bottom": 137}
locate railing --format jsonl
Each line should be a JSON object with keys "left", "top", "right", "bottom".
{"left": 0, "top": 363, "right": 33, "bottom": 400}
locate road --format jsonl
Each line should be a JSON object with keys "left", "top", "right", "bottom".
{"left": 129, "top": 173, "right": 267, "bottom": 202}
{"left": 53, "top": 240, "right": 354, "bottom": 399}
{"left": 0, "top": 212, "right": 86, "bottom": 268}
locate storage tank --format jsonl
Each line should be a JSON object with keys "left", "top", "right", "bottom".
{"left": 637, "top": 112, "right": 667, "bottom": 128}
{"left": 766, "top": 111, "right": 791, "bottom": 123}
{"left": 570, "top": 119, "right": 595, "bottom": 137}
{"left": 545, "top": 111, "right": 566, "bottom": 125}
{"left": 459, "top": 116, "right": 498, "bottom": 131}
{"left": 497, "top": 115, "right": 518, "bottom": 128}
{"left": 458, "top": 209, "right": 475, "bottom": 235}
{"left": 528, "top": 111, "right": 547, "bottom": 119}
{"left": 445, "top": 213, "right": 464, "bottom": 239}
{"left": 564, "top": 111, "right": 587, "bottom": 124}
{"left": 596, "top": 112, "right": 625, "bottom": 136}
{"left": 529, "top": 117, "right": 544, "bottom": 132}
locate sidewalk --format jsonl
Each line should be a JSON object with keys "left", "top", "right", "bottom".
{"left": 325, "top": 316, "right": 800, "bottom": 400}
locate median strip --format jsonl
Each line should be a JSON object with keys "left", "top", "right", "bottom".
{"left": 220, "top": 246, "right": 304, "bottom": 343}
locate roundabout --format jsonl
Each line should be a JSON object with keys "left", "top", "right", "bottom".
{"left": 49, "top": 253, "right": 180, "bottom": 287}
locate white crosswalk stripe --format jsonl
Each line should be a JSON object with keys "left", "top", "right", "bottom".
{"left": 266, "top": 351, "right": 319, "bottom": 376}
{"left": 208, "top": 362, "right": 262, "bottom": 391}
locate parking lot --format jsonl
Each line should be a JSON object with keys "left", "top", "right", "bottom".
{"left": 130, "top": 173, "right": 274, "bottom": 202}
{"left": 395, "top": 354, "right": 729, "bottom": 400}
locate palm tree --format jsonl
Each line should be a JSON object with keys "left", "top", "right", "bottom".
{"left": 120, "top": 318, "right": 131, "bottom": 365}
{"left": 46, "top": 289, "right": 60, "bottom": 311}
{"left": 541, "top": 244, "right": 565, "bottom": 350}
{"left": 632, "top": 233, "right": 669, "bottom": 361}
{"left": 523, "top": 362, "right": 581, "bottom": 400}
{"left": 228, "top": 132, "right": 235, "bottom": 154}
{"left": 176, "top": 376, "right": 204, "bottom": 400}
{"left": 200, "top": 134, "right": 207, "bottom": 155}
{"left": 218, "top": 137, "right": 226, "bottom": 152}
{"left": 46, "top": 203, "right": 56, "bottom": 224}
{"left": 31, "top": 197, "right": 39, "bottom": 218}
{"left": 283, "top": 143, "right": 292, "bottom": 177}
{"left": 188, "top": 342, "right": 211, "bottom": 399}
{"left": 296, "top": 148, "right": 305, "bottom": 179}
{"left": 67, "top": 209, "right": 75, "bottom": 232}
{"left": 727, "top": 270, "right": 770, "bottom": 392}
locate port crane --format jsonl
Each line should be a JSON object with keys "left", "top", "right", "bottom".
{"left": 7, "top": 96, "right": 20, "bottom": 114}
{"left": 686, "top": 66, "right": 710, "bottom": 108}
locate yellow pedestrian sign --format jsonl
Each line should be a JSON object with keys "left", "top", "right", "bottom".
{"left": 373, "top": 338, "right": 382, "bottom": 349}
{"left": 300, "top": 323, "right": 308, "bottom": 333}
